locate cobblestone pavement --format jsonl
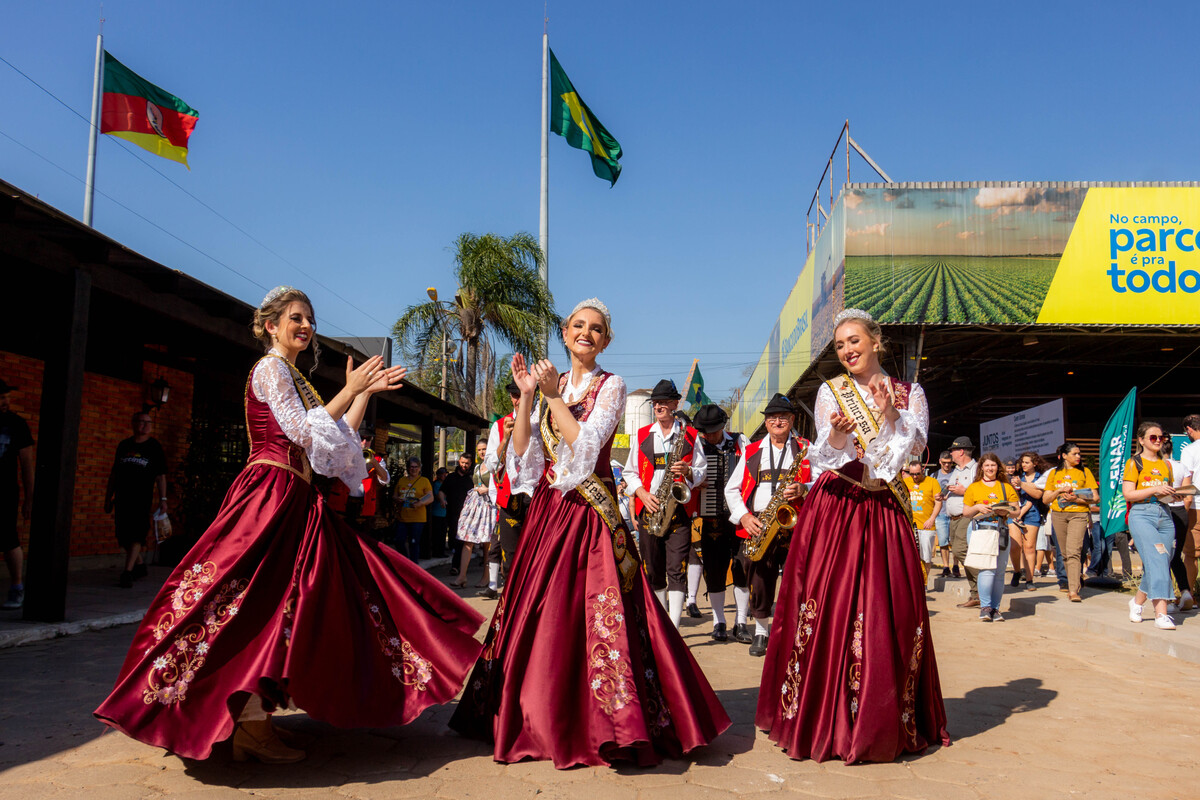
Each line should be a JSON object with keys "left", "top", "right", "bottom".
{"left": 1, "top": 578, "right": 1195, "bottom": 799}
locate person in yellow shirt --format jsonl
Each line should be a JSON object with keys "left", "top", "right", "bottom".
{"left": 962, "top": 454, "right": 1018, "bottom": 622}
{"left": 392, "top": 457, "right": 433, "bottom": 560}
{"left": 1041, "top": 442, "right": 1099, "bottom": 602}
{"left": 903, "top": 460, "right": 943, "bottom": 577}
{"left": 1123, "top": 422, "right": 1187, "bottom": 630}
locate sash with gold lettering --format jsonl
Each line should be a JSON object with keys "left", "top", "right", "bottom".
{"left": 825, "top": 374, "right": 913, "bottom": 520}
{"left": 538, "top": 375, "right": 640, "bottom": 594}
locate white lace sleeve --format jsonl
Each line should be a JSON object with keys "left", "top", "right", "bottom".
{"left": 506, "top": 399, "right": 545, "bottom": 497}
{"left": 866, "top": 382, "right": 929, "bottom": 482}
{"left": 549, "top": 375, "right": 628, "bottom": 493}
{"left": 251, "top": 357, "right": 368, "bottom": 491}
{"left": 810, "top": 383, "right": 858, "bottom": 472}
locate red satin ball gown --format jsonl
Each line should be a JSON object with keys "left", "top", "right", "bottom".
{"left": 755, "top": 376, "right": 950, "bottom": 763}
{"left": 95, "top": 355, "right": 484, "bottom": 759}
{"left": 450, "top": 368, "right": 729, "bottom": 768}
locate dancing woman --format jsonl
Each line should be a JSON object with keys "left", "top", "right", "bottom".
{"left": 450, "top": 298, "right": 729, "bottom": 768}
{"left": 756, "top": 308, "right": 950, "bottom": 764}
{"left": 95, "top": 287, "right": 484, "bottom": 762}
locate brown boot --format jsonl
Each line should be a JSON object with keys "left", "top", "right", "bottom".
{"left": 232, "top": 719, "right": 305, "bottom": 764}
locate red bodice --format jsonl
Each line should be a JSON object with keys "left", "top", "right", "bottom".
{"left": 245, "top": 366, "right": 312, "bottom": 480}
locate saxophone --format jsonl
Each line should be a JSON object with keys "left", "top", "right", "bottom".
{"left": 742, "top": 438, "right": 809, "bottom": 561}
{"left": 640, "top": 411, "right": 693, "bottom": 538}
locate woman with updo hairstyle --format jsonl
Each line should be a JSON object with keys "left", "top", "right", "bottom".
{"left": 97, "top": 286, "right": 484, "bottom": 763}
{"left": 451, "top": 298, "right": 729, "bottom": 768}
{"left": 756, "top": 308, "right": 950, "bottom": 764}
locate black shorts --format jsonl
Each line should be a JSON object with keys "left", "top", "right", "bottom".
{"left": 114, "top": 506, "right": 151, "bottom": 549}
{"left": 0, "top": 506, "right": 18, "bottom": 552}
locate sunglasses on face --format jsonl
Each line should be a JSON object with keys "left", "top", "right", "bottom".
{"left": 1146, "top": 435, "right": 1163, "bottom": 443}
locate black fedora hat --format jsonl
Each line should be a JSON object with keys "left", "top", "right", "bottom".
{"left": 650, "top": 379, "right": 681, "bottom": 402}
{"left": 692, "top": 404, "right": 728, "bottom": 433}
{"left": 949, "top": 436, "right": 974, "bottom": 450}
{"left": 505, "top": 381, "right": 520, "bottom": 397}
{"left": 762, "top": 393, "right": 795, "bottom": 416}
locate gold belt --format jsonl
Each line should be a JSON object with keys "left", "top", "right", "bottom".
{"left": 247, "top": 458, "right": 312, "bottom": 484}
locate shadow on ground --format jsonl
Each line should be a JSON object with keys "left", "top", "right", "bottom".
{"left": 943, "top": 677, "right": 1056, "bottom": 740}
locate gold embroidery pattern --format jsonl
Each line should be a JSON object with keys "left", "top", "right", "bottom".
{"left": 780, "top": 599, "right": 818, "bottom": 720}
{"left": 901, "top": 624, "right": 924, "bottom": 742}
{"left": 587, "top": 586, "right": 634, "bottom": 716}
{"left": 143, "top": 563, "right": 248, "bottom": 706}
{"left": 365, "top": 592, "right": 433, "bottom": 690}
{"left": 848, "top": 612, "right": 864, "bottom": 720}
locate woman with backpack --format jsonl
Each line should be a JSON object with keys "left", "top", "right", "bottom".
{"left": 1124, "top": 422, "right": 1185, "bottom": 630}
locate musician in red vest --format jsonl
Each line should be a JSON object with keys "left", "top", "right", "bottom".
{"left": 691, "top": 404, "right": 750, "bottom": 642}
{"left": 623, "top": 378, "right": 707, "bottom": 628}
{"left": 479, "top": 383, "right": 527, "bottom": 600}
{"left": 724, "top": 393, "right": 811, "bottom": 656}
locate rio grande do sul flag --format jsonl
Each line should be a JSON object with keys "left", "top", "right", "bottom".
{"left": 101, "top": 51, "right": 198, "bottom": 167}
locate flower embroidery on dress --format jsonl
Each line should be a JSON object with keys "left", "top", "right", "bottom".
{"left": 901, "top": 624, "right": 924, "bottom": 743}
{"left": 848, "top": 612, "right": 864, "bottom": 721}
{"left": 587, "top": 586, "right": 634, "bottom": 716}
{"left": 143, "top": 572, "right": 248, "bottom": 706}
{"left": 781, "top": 599, "right": 818, "bottom": 720}
{"left": 363, "top": 590, "right": 433, "bottom": 691}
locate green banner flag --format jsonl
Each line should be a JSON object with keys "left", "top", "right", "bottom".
{"left": 549, "top": 48, "right": 623, "bottom": 186}
{"left": 684, "top": 361, "right": 713, "bottom": 414}
{"left": 1099, "top": 387, "right": 1137, "bottom": 539}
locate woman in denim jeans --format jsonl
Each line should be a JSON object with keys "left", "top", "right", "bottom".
{"left": 963, "top": 453, "right": 1018, "bottom": 622}
{"left": 1124, "top": 422, "right": 1188, "bottom": 630}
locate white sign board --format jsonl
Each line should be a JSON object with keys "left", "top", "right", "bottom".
{"left": 979, "top": 399, "right": 1065, "bottom": 462}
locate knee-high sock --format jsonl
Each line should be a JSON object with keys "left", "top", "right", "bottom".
{"left": 754, "top": 619, "right": 769, "bottom": 637}
{"left": 668, "top": 590, "right": 685, "bottom": 628}
{"left": 487, "top": 562, "right": 500, "bottom": 590}
{"left": 733, "top": 586, "right": 750, "bottom": 624}
{"left": 686, "top": 563, "right": 703, "bottom": 604}
{"left": 710, "top": 590, "right": 727, "bottom": 626}
{"left": 654, "top": 587, "right": 668, "bottom": 611}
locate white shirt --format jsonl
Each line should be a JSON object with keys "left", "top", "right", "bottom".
{"left": 809, "top": 378, "right": 929, "bottom": 483}
{"left": 623, "top": 419, "right": 708, "bottom": 497}
{"left": 724, "top": 438, "right": 801, "bottom": 525}
{"left": 942, "top": 458, "right": 978, "bottom": 517}
{"left": 1180, "top": 439, "right": 1200, "bottom": 511}
{"left": 507, "top": 366, "right": 627, "bottom": 495}
{"left": 1166, "top": 457, "right": 1188, "bottom": 509}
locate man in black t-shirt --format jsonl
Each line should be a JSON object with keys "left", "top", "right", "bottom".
{"left": 0, "top": 379, "right": 35, "bottom": 610}
{"left": 105, "top": 411, "right": 168, "bottom": 588}
{"left": 440, "top": 453, "right": 474, "bottom": 575}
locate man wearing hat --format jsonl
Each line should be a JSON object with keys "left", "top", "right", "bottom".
{"left": 724, "top": 393, "right": 811, "bottom": 656}
{"left": 0, "top": 379, "right": 34, "bottom": 610}
{"left": 944, "top": 435, "right": 980, "bottom": 606}
{"left": 479, "top": 382, "right": 529, "bottom": 600}
{"left": 691, "top": 403, "right": 750, "bottom": 642}
{"left": 624, "top": 378, "right": 707, "bottom": 627}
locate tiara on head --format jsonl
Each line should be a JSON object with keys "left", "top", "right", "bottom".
{"left": 260, "top": 285, "right": 299, "bottom": 309}
{"left": 833, "top": 308, "right": 874, "bottom": 328}
{"left": 569, "top": 297, "right": 612, "bottom": 329}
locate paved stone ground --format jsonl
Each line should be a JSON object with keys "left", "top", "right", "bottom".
{"left": 1, "top": 569, "right": 1196, "bottom": 799}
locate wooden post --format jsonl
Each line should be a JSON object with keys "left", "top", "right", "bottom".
{"left": 24, "top": 269, "right": 91, "bottom": 622}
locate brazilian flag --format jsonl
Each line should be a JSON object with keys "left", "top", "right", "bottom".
{"left": 684, "top": 362, "right": 713, "bottom": 414}
{"left": 550, "top": 48, "right": 623, "bottom": 186}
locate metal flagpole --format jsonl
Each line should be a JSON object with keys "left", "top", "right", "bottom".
{"left": 83, "top": 27, "right": 104, "bottom": 227}
{"left": 539, "top": 16, "right": 550, "bottom": 354}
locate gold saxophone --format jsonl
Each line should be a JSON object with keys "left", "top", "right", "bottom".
{"left": 742, "top": 439, "right": 808, "bottom": 561}
{"left": 640, "top": 412, "right": 693, "bottom": 538}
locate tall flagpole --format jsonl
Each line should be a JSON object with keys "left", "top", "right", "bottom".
{"left": 83, "top": 25, "right": 104, "bottom": 227}
{"left": 539, "top": 15, "right": 550, "bottom": 353}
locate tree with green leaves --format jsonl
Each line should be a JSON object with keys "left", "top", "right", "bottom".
{"left": 393, "top": 232, "right": 557, "bottom": 418}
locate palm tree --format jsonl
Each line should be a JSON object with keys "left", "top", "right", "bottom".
{"left": 393, "top": 232, "right": 558, "bottom": 416}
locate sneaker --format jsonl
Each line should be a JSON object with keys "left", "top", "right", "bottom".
{"left": 1039, "top": 567, "right": 1049, "bottom": 577}
{"left": 1154, "top": 613, "right": 1177, "bottom": 630}
{"left": 1129, "top": 598, "right": 1144, "bottom": 623}
{"left": 1046, "top": 569, "right": 1057, "bottom": 578}
{"left": 979, "top": 607, "right": 993, "bottom": 622}
{"left": 1167, "top": 602, "right": 1181, "bottom": 615}
{"left": 131, "top": 562, "right": 148, "bottom": 580}
{"left": 2, "top": 586, "right": 23, "bottom": 610}
{"left": 940, "top": 567, "right": 951, "bottom": 578}
{"left": 951, "top": 565, "right": 961, "bottom": 578}
{"left": 118, "top": 571, "right": 134, "bottom": 589}
{"left": 992, "top": 610, "right": 1005, "bottom": 622}
{"left": 1181, "top": 591, "right": 1196, "bottom": 612}
{"left": 1025, "top": 580, "right": 1036, "bottom": 592}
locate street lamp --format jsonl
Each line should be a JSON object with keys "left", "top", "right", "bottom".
{"left": 428, "top": 287, "right": 450, "bottom": 469}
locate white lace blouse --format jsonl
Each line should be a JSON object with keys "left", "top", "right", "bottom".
{"left": 251, "top": 352, "right": 369, "bottom": 492}
{"left": 810, "top": 377, "right": 929, "bottom": 482}
{"left": 507, "top": 365, "right": 628, "bottom": 495}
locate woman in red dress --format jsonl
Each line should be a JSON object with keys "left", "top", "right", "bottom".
{"left": 95, "top": 287, "right": 484, "bottom": 763}
{"left": 450, "top": 299, "right": 729, "bottom": 768}
{"left": 756, "top": 308, "right": 950, "bottom": 763}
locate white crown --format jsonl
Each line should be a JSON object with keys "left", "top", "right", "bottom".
{"left": 570, "top": 297, "right": 612, "bottom": 327}
{"left": 260, "top": 285, "right": 299, "bottom": 308}
{"left": 833, "top": 308, "right": 874, "bottom": 328}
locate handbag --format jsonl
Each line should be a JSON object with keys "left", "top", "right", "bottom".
{"left": 964, "top": 520, "right": 1000, "bottom": 571}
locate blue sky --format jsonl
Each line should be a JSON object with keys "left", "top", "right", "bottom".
{"left": 3, "top": 1, "right": 1199, "bottom": 402}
